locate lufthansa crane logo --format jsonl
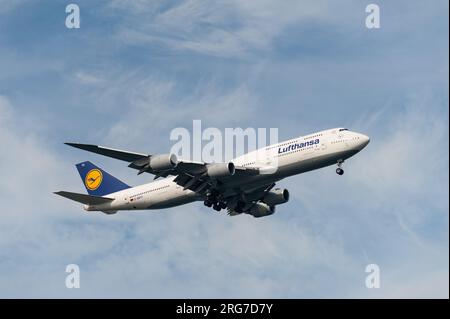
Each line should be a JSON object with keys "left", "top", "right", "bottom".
{"left": 85, "top": 169, "right": 103, "bottom": 190}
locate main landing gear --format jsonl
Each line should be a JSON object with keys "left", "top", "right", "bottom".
{"left": 204, "top": 192, "right": 227, "bottom": 211}
{"left": 336, "top": 160, "right": 344, "bottom": 175}
{"left": 204, "top": 200, "right": 227, "bottom": 211}
{"left": 203, "top": 199, "right": 213, "bottom": 207}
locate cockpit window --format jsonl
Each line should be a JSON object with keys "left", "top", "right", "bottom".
{"left": 339, "top": 128, "right": 349, "bottom": 132}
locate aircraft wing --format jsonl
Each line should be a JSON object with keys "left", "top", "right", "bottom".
{"left": 65, "top": 143, "right": 148, "bottom": 162}
{"left": 65, "top": 143, "right": 261, "bottom": 193}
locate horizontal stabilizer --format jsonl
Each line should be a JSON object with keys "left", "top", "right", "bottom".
{"left": 54, "top": 191, "right": 114, "bottom": 205}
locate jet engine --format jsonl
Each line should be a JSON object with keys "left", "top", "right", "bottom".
{"left": 248, "top": 202, "right": 275, "bottom": 218}
{"left": 262, "top": 188, "right": 290, "bottom": 206}
{"left": 206, "top": 162, "right": 235, "bottom": 178}
{"left": 148, "top": 153, "right": 178, "bottom": 171}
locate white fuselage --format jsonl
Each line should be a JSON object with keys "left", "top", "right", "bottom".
{"left": 85, "top": 128, "right": 369, "bottom": 212}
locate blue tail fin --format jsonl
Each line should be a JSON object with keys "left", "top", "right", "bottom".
{"left": 76, "top": 161, "right": 130, "bottom": 196}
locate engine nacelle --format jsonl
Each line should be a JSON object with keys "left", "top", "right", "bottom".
{"left": 206, "top": 162, "right": 235, "bottom": 178}
{"left": 262, "top": 188, "right": 290, "bottom": 206}
{"left": 248, "top": 202, "right": 275, "bottom": 218}
{"left": 149, "top": 153, "right": 178, "bottom": 171}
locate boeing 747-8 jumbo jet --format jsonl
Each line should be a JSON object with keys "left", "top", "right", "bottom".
{"left": 55, "top": 128, "right": 369, "bottom": 217}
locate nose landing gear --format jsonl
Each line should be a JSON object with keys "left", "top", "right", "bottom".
{"left": 336, "top": 160, "right": 344, "bottom": 175}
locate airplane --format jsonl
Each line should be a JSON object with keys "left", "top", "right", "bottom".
{"left": 55, "top": 128, "right": 370, "bottom": 217}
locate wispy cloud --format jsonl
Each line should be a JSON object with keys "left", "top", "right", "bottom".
{"left": 1, "top": 85, "right": 448, "bottom": 298}
{"left": 109, "top": 0, "right": 344, "bottom": 58}
{"left": 0, "top": 0, "right": 28, "bottom": 14}
{"left": 74, "top": 71, "right": 105, "bottom": 86}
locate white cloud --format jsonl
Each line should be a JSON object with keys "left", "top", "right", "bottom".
{"left": 0, "top": 0, "right": 28, "bottom": 14}
{"left": 78, "top": 71, "right": 260, "bottom": 148}
{"left": 0, "top": 94, "right": 352, "bottom": 298}
{"left": 74, "top": 71, "right": 105, "bottom": 86}
{"left": 1, "top": 88, "right": 448, "bottom": 298}
{"left": 109, "top": 0, "right": 346, "bottom": 58}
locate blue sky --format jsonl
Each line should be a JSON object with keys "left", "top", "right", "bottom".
{"left": 0, "top": 0, "right": 448, "bottom": 298}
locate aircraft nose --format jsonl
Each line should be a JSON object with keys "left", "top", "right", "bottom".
{"left": 358, "top": 134, "right": 370, "bottom": 150}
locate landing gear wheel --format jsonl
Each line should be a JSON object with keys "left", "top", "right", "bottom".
{"left": 204, "top": 200, "right": 213, "bottom": 207}
{"left": 336, "top": 168, "right": 344, "bottom": 175}
{"left": 219, "top": 202, "right": 227, "bottom": 209}
{"left": 234, "top": 201, "right": 245, "bottom": 214}
{"left": 213, "top": 203, "right": 221, "bottom": 211}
